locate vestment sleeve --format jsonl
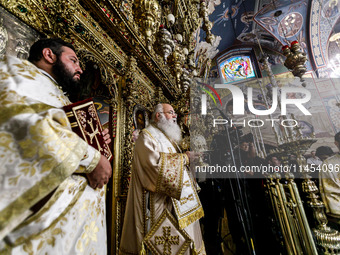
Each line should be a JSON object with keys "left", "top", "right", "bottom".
{"left": 319, "top": 159, "right": 340, "bottom": 216}
{"left": 77, "top": 146, "right": 101, "bottom": 173}
{"left": 134, "top": 131, "right": 186, "bottom": 200}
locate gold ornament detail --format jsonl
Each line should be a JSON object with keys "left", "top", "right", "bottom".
{"left": 3, "top": 0, "right": 74, "bottom": 37}
{"left": 155, "top": 226, "right": 180, "bottom": 254}
{"left": 134, "top": 0, "right": 161, "bottom": 51}
{"left": 168, "top": 45, "right": 185, "bottom": 91}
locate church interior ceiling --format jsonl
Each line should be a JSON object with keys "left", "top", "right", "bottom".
{"left": 195, "top": 0, "right": 340, "bottom": 79}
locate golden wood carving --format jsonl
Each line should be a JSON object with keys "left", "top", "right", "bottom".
{"left": 3, "top": 0, "right": 74, "bottom": 37}
{"left": 79, "top": 0, "right": 178, "bottom": 98}
{"left": 134, "top": 0, "right": 161, "bottom": 51}
{"left": 168, "top": 45, "right": 185, "bottom": 90}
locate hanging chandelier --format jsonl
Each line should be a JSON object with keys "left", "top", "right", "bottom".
{"left": 282, "top": 41, "right": 307, "bottom": 86}
{"left": 154, "top": 24, "right": 175, "bottom": 62}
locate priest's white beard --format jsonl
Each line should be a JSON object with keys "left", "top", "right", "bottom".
{"left": 156, "top": 114, "right": 182, "bottom": 143}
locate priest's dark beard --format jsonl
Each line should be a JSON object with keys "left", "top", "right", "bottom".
{"left": 52, "top": 57, "right": 81, "bottom": 102}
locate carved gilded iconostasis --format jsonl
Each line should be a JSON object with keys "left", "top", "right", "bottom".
{"left": 0, "top": 0, "right": 203, "bottom": 253}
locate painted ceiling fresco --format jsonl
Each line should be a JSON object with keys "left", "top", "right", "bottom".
{"left": 194, "top": 0, "right": 340, "bottom": 74}
{"left": 194, "top": 0, "right": 281, "bottom": 66}
{"left": 310, "top": 0, "right": 340, "bottom": 73}
{"left": 253, "top": 0, "right": 312, "bottom": 70}
{"left": 208, "top": 0, "right": 256, "bottom": 51}
{"left": 254, "top": 0, "right": 308, "bottom": 47}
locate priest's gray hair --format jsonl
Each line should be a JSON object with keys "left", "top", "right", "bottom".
{"left": 151, "top": 104, "right": 164, "bottom": 123}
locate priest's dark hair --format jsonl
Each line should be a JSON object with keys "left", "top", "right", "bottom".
{"left": 28, "top": 38, "right": 75, "bottom": 63}
{"left": 335, "top": 131, "right": 340, "bottom": 144}
{"left": 315, "top": 146, "right": 334, "bottom": 158}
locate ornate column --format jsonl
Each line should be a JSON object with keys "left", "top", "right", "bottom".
{"left": 116, "top": 56, "right": 139, "bottom": 252}
{"left": 121, "top": 56, "right": 138, "bottom": 194}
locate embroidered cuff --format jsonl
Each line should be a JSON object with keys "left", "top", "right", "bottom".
{"left": 77, "top": 146, "right": 101, "bottom": 173}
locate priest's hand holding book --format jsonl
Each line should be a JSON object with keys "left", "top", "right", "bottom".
{"left": 87, "top": 154, "right": 112, "bottom": 189}
{"left": 102, "top": 128, "right": 112, "bottom": 145}
{"left": 86, "top": 129, "right": 112, "bottom": 189}
{"left": 63, "top": 98, "right": 114, "bottom": 189}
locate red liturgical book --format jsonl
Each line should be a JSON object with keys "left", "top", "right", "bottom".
{"left": 63, "top": 98, "right": 113, "bottom": 161}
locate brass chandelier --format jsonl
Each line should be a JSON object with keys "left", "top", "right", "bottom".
{"left": 134, "top": 0, "right": 215, "bottom": 92}
{"left": 282, "top": 41, "right": 308, "bottom": 87}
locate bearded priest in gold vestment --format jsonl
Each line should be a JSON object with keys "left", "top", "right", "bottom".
{"left": 0, "top": 38, "right": 112, "bottom": 254}
{"left": 119, "top": 104, "right": 206, "bottom": 255}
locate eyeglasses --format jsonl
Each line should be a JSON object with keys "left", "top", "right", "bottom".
{"left": 161, "top": 111, "right": 177, "bottom": 116}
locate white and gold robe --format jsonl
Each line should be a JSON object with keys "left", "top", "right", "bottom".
{"left": 319, "top": 153, "right": 340, "bottom": 216}
{"left": 0, "top": 56, "right": 107, "bottom": 254}
{"left": 119, "top": 125, "right": 205, "bottom": 255}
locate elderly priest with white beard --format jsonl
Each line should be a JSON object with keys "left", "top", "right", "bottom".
{"left": 119, "top": 103, "right": 206, "bottom": 255}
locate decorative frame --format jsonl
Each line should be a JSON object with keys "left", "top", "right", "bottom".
{"left": 0, "top": 6, "right": 40, "bottom": 60}
{"left": 133, "top": 104, "right": 150, "bottom": 130}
